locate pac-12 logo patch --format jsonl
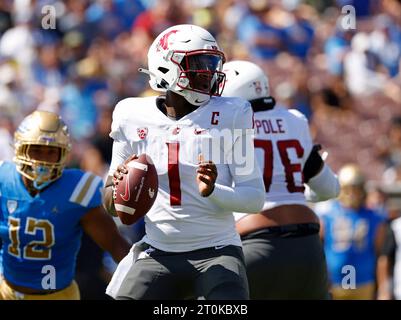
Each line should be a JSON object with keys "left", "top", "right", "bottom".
{"left": 172, "top": 127, "right": 181, "bottom": 135}
{"left": 137, "top": 127, "right": 148, "bottom": 140}
{"left": 7, "top": 200, "right": 18, "bottom": 214}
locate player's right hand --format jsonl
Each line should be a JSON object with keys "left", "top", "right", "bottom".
{"left": 197, "top": 154, "right": 218, "bottom": 197}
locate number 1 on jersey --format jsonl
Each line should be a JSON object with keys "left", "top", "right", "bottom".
{"left": 167, "top": 142, "right": 182, "bottom": 206}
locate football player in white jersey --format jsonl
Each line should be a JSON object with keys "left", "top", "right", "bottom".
{"left": 103, "top": 25, "right": 265, "bottom": 300}
{"left": 222, "top": 60, "right": 340, "bottom": 299}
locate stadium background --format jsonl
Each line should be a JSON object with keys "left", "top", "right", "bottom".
{"left": 0, "top": 0, "right": 400, "bottom": 299}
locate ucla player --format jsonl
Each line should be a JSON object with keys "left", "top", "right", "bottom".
{"left": 0, "top": 111, "right": 130, "bottom": 300}
{"left": 317, "top": 164, "right": 386, "bottom": 299}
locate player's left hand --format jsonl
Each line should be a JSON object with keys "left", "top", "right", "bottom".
{"left": 197, "top": 154, "right": 218, "bottom": 197}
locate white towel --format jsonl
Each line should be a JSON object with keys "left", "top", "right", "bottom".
{"left": 105, "top": 239, "right": 145, "bottom": 299}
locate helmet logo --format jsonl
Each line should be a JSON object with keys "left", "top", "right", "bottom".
{"left": 172, "top": 127, "right": 181, "bottom": 135}
{"left": 40, "top": 136, "right": 56, "bottom": 143}
{"left": 253, "top": 81, "right": 262, "bottom": 95}
{"left": 157, "top": 29, "right": 178, "bottom": 52}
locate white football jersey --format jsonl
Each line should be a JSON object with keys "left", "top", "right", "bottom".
{"left": 109, "top": 96, "right": 257, "bottom": 252}
{"left": 234, "top": 106, "right": 313, "bottom": 221}
{"left": 392, "top": 217, "right": 401, "bottom": 300}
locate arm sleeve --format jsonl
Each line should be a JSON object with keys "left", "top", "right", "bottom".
{"left": 69, "top": 172, "right": 104, "bottom": 212}
{"left": 293, "top": 111, "right": 340, "bottom": 202}
{"left": 208, "top": 100, "right": 265, "bottom": 213}
{"left": 108, "top": 140, "right": 136, "bottom": 176}
{"left": 306, "top": 163, "right": 340, "bottom": 202}
{"left": 303, "top": 144, "right": 323, "bottom": 182}
{"left": 208, "top": 171, "right": 265, "bottom": 213}
{"left": 86, "top": 178, "right": 104, "bottom": 209}
{"left": 108, "top": 102, "right": 137, "bottom": 176}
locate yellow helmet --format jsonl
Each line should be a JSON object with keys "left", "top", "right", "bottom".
{"left": 338, "top": 164, "right": 365, "bottom": 187}
{"left": 338, "top": 164, "right": 366, "bottom": 209}
{"left": 14, "top": 111, "right": 71, "bottom": 188}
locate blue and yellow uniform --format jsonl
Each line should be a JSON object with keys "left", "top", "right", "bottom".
{"left": 317, "top": 200, "right": 385, "bottom": 299}
{"left": 0, "top": 161, "right": 103, "bottom": 299}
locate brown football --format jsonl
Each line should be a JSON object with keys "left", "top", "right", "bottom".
{"left": 114, "top": 154, "right": 158, "bottom": 225}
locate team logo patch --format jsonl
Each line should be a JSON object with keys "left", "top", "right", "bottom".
{"left": 172, "top": 127, "right": 181, "bottom": 135}
{"left": 40, "top": 135, "right": 56, "bottom": 143}
{"left": 7, "top": 200, "right": 18, "bottom": 214}
{"left": 253, "top": 81, "right": 262, "bottom": 95}
{"left": 137, "top": 127, "right": 148, "bottom": 140}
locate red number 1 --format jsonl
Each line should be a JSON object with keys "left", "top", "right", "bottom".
{"left": 167, "top": 142, "right": 181, "bottom": 206}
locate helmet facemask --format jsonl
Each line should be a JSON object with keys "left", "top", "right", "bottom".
{"left": 15, "top": 144, "right": 67, "bottom": 190}
{"left": 14, "top": 111, "right": 71, "bottom": 190}
{"left": 339, "top": 184, "right": 366, "bottom": 210}
{"left": 171, "top": 50, "right": 226, "bottom": 105}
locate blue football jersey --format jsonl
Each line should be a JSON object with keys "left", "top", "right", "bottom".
{"left": 317, "top": 200, "right": 385, "bottom": 286}
{"left": 0, "top": 161, "right": 103, "bottom": 290}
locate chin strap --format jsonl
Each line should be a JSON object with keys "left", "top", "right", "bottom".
{"left": 33, "top": 180, "right": 51, "bottom": 190}
{"left": 138, "top": 68, "right": 209, "bottom": 106}
{"left": 32, "top": 165, "right": 53, "bottom": 190}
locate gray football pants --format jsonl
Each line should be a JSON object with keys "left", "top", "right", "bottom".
{"left": 115, "top": 243, "right": 249, "bottom": 300}
{"left": 242, "top": 232, "right": 330, "bottom": 300}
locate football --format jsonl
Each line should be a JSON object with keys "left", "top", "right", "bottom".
{"left": 114, "top": 154, "right": 158, "bottom": 225}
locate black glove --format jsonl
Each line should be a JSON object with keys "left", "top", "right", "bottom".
{"left": 303, "top": 144, "right": 324, "bottom": 183}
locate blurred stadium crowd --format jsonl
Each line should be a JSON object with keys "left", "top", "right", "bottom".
{"left": 1, "top": 0, "right": 401, "bottom": 299}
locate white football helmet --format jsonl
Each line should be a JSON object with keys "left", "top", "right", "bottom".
{"left": 222, "top": 60, "right": 275, "bottom": 107}
{"left": 141, "top": 24, "right": 226, "bottom": 106}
